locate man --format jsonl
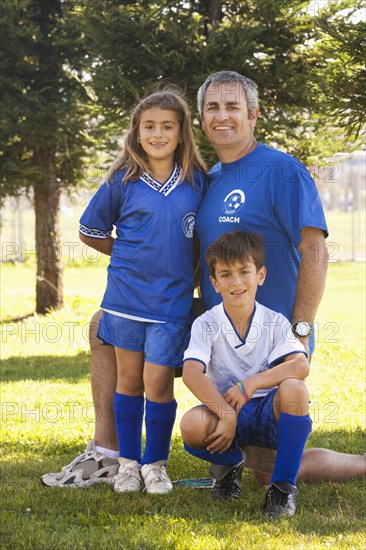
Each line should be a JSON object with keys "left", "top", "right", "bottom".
{"left": 41, "top": 71, "right": 365, "bottom": 487}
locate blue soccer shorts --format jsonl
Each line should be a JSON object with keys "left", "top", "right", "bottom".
{"left": 235, "top": 389, "right": 278, "bottom": 449}
{"left": 97, "top": 311, "right": 191, "bottom": 369}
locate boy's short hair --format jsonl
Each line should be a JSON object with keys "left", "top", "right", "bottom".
{"left": 205, "top": 231, "right": 265, "bottom": 277}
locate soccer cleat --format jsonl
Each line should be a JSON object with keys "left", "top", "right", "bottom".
{"left": 141, "top": 463, "right": 173, "bottom": 494}
{"left": 114, "top": 459, "right": 143, "bottom": 493}
{"left": 40, "top": 440, "right": 119, "bottom": 487}
{"left": 264, "top": 481, "right": 298, "bottom": 518}
{"left": 210, "top": 459, "right": 245, "bottom": 501}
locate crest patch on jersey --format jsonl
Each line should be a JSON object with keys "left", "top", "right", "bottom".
{"left": 182, "top": 212, "right": 196, "bottom": 238}
{"left": 222, "top": 189, "right": 245, "bottom": 214}
{"left": 260, "top": 357, "right": 269, "bottom": 371}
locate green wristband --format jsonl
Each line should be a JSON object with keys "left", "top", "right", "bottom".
{"left": 236, "top": 381, "right": 249, "bottom": 402}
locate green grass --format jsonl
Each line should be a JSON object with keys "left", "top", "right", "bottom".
{"left": 324, "top": 210, "right": 365, "bottom": 262}
{"left": 1, "top": 263, "right": 365, "bottom": 549}
{"left": 1, "top": 207, "right": 365, "bottom": 264}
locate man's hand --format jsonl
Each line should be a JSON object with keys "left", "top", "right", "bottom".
{"left": 205, "top": 414, "right": 237, "bottom": 454}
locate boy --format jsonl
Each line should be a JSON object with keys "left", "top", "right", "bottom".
{"left": 180, "top": 231, "right": 312, "bottom": 518}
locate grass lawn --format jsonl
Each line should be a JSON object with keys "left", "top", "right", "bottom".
{"left": 1, "top": 262, "right": 365, "bottom": 549}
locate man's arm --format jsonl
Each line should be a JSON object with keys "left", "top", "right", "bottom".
{"left": 224, "top": 352, "right": 309, "bottom": 412}
{"left": 182, "top": 360, "right": 237, "bottom": 453}
{"left": 79, "top": 233, "right": 114, "bottom": 256}
{"left": 292, "top": 226, "right": 328, "bottom": 350}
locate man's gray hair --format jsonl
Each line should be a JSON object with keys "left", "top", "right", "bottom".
{"left": 197, "top": 71, "right": 259, "bottom": 120}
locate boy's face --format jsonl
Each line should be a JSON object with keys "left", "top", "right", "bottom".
{"left": 210, "top": 260, "right": 266, "bottom": 312}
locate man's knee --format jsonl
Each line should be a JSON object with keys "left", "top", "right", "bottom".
{"left": 89, "top": 309, "right": 103, "bottom": 351}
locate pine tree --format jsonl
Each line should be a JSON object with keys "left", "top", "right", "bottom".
{"left": 83, "top": 0, "right": 361, "bottom": 168}
{"left": 1, "top": 0, "right": 92, "bottom": 313}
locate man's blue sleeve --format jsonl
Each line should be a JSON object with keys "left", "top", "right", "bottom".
{"left": 273, "top": 159, "right": 328, "bottom": 248}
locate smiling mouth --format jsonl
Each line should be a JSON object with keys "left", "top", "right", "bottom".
{"left": 214, "top": 126, "right": 233, "bottom": 131}
{"left": 231, "top": 289, "right": 246, "bottom": 296}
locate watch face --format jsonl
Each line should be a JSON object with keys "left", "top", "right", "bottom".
{"left": 295, "top": 322, "right": 311, "bottom": 337}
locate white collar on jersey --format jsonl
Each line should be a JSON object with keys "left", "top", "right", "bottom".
{"left": 216, "top": 301, "right": 264, "bottom": 351}
{"left": 140, "top": 164, "right": 181, "bottom": 196}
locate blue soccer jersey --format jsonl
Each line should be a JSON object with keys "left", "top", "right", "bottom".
{"left": 196, "top": 143, "right": 328, "bottom": 325}
{"left": 80, "top": 165, "right": 207, "bottom": 323}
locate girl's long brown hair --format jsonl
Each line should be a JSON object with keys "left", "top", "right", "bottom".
{"left": 107, "top": 88, "right": 207, "bottom": 184}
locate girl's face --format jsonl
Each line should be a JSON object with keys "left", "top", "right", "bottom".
{"left": 138, "top": 107, "right": 181, "bottom": 168}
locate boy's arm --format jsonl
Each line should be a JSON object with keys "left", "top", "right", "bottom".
{"left": 224, "top": 352, "right": 309, "bottom": 411}
{"left": 79, "top": 233, "right": 114, "bottom": 256}
{"left": 183, "top": 360, "right": 237, "bottom": 453}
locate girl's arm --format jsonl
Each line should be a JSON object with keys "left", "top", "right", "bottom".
{"left": 193, "top": 235, "right": 201, "bottom": 290}
{"left": 183, "top": 360, "right": 237, "bottom": 453}
{"left": 224, "top": 352, "right": 309, "bottom": 412}
{"left": 79, "top": 233, "right": 114, "bottom": 256}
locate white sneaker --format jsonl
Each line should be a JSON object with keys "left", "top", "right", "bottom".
{"left": 40, "top": 441, "right": 119, "bottom": 487}
{"left": 114, "top": 459, "right": 143, "bottom": 493}
{"left": 141, "top": 463, "right": 173, "bottom": 494}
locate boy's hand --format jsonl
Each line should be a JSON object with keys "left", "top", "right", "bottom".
{"left": 224, "top": 384, "right": 249, "bottom": 414}
{"left": 205, "top": 414, "right": 237, "bottom": 454}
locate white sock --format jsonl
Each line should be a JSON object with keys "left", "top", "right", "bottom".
{"left": 96, "top": 445, "right": 119, "bottom": 459}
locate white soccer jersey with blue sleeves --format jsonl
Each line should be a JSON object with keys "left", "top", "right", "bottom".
{"left": 183, "top": 301, "right": 306, "bottom": 398}
{"left": 80, "top": 165, "right": 207, "bottom": 324}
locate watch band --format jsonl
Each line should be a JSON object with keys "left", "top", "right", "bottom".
{"left": 292, "top": 321, "right": 313, "bottom": 337}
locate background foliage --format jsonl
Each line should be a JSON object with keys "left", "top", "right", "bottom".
{"left": 1, "top": 0, "right": 364, "bottom": 312}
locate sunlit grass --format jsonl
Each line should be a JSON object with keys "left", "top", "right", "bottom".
{"left": 1, "top": 262, "right": 365, "bottom": 549}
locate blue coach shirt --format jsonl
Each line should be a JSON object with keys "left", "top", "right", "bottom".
{"left": 196, "top": 143, "right": 328, "bottom": 351}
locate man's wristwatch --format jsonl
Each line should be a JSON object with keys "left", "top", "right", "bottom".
{"left": 292, "top": 321, "right": 313, "bottom": 338}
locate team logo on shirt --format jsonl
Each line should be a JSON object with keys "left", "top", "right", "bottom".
{"left": 260, "top": 357, "right": 269, "bottom": 372}
{"left": 222, "top": 190, "right": 245, "bottom": 214}
{"left": 182, "top": 212, "right": 196, "bottom": 238}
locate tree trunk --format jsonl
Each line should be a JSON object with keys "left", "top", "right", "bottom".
{"left": 205, "top": 0, "right": 222, "bottom": 23}
{"left": 200, "top": 0, "right": 223, "bottom": 38}
{"left": 34, "top": 148, "right": 63, "bottom": 314}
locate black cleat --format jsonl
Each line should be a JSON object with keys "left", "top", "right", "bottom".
{"left": 264, "top": 481, "right": 298, "bottom": 519}
{"left": 210, "top": 460, "right": 245, "bottom": 501}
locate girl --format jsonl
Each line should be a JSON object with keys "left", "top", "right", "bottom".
{"left": 79, "top": 90, "right": 207, "bottom": 494}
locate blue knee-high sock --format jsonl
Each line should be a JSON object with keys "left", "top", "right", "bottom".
{"left": 271, "top": 412, "right": 312, "bottom": 486}
{"left": 184, "top": 440, "right": 244, "bottom": 466}
{"left": 141, "top": 399, "right": 177, "bottom": 465}
{"left": 113, "top": 393, "right": 144, "bottom": 462}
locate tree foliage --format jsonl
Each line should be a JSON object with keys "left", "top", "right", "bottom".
{"left": 0, "top": 0, "right": 92, "bottom": 312}
{"left": 310, "top": 0, "right": 365, "bottom": 138}
{"left": 82, "top": 0, "right": 363, "bottom": 167}
{"left": 1, "top": 0, "right": 363, "bottom": 313}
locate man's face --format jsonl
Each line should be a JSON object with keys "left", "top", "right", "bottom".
{"left": 202, "top": 82, "right": 259, "bottom": 158}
